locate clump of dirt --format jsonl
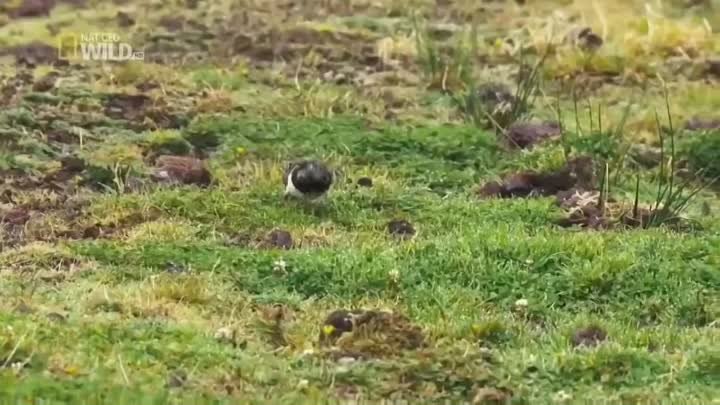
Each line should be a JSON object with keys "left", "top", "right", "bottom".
{"left": 707, "top": 59, "right": 720, "bottom": 78}
{"left": 571, "top": 325, "right": 607, "bottom": 348}
{"left": 387, "top": 219, "right": 416, "bottom": 239}
{"left": 478, "top": 156, "right": 597, "bottom": 198}
{"left": 32, "top": 71, "right": 59, "bottom": 92}
{"left": 5, "top": 0, "right": 56, "bottom": 18}
{"left": 43, "top": 156, "right": 87, "bottom": 184}
{"left": 357, "top": 177, "right": 373, "bottom": 188}
{"left": 150, "top": 155, "right": 212, "bottom": 187}
{"left": 504, "top": 120, "right": 561, "bottom": 149}
{"left": 3, "top": 41, "right": 65, "bottom": 67}
{"left": 116, "top": 11, "right": 135, "bottom": 27}
{"left": 566, "top": 26, "right": 603, "bottom": 52}
{"left": 553, "top": 188, "right": 689, "bottom": 231}
{"left": 472, "top": 387, "right": 512, "bottom": 405}
{"left": 318, "top": 309, "right": 426, "bottom": 359}
{"left": 471, "top": 82, "right": 518, "bottom": 128}
{"left": 684, "top": 116, "right": 720, "bottom": 131}
{"left": 257, "top": 229, "right": 294, "bottom": 250}
{"left": 103, "top": 93, "right": 152, "bottom": 122}
{"left": 102, "top": 93, "right": 189, "bottom": 130}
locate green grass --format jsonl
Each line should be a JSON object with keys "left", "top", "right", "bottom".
{"left": 1, "top": 0, "right": 720, "bottom": 403}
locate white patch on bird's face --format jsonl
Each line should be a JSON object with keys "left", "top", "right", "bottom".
{"left": 284, "top": 172, "right": 305, "bottom": 198}
{"left": 284, "top": 168, "right": 329, "bottom": 202}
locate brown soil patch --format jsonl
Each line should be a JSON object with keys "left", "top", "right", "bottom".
{"left": 150, "top": 155, "right": 212, "bottom": 187}
{"left": 319, "top": 309, "right": 426, "bottom": 359}
{"left": 571, "top": 325, "right": 608, "bottom": 348}
{"left": 387, "top": 219, "right": 416, "bottom": 239}
{"left": 256, "top": 229, "right": 294, "bottom": 250}
{"left": 478, "top": 156, "right": 597, "bottom": 198}
{"left": 504, "top": 121, "right": 562, "bottom": 149}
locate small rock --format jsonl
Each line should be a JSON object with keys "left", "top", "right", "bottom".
{"left": 387, "top": 219, "right": 415, "bottom": 239}
{"left": 1, "top": 207, "right": 31, "bottom": 226}
{"left": 707, "top": 59, "right": 720, "bottom": 78}
{"left": 357, "top": 177, "right": 373, "bottom": 188}
{"left": 262, "top": 229, "right": 294, "bottom": 250}
{"left": 629, "top": 144, "right": 662, "bottom": 167}
{"left": 472, "top": 387, "right": 511, "bottom": 405}
{"left": 32, "top": 71, "right": 60, "bottom": 92}
{"left": 47, "top": 312, "right": 66, "bottom": 323}
{"left": 14, "top": 302, "right": 34, "bottom": 314}
{"left": 116, "top": 11, "right": 135, "bottom": 27}
{"left": 164, "top": 261, "right": 187, "bottom": 274}
{"left": 514, "top": 298, "right": 529, "bottom": 309}
{"left": 337, "top": 356, "right": 357, "bottom": 365}
{"left": 9, "top": 0, "right": 56, "bottom": 18}
{"left": 166, "top": 370, "right": 187, "bottom": 388}
{"left": 685, "top": 116, "right": 720, "bottom": 131}
{"left": 573, "top": 27, "right": 603, "bottom": 52}
{"left": 571, "top": 325, "right": 607, "bottom": 348}
{"left": 214, "top": 327, "right": 235, "bottom": 343}
{"left": 151, "top": 155, "right": 212, "bottom": 187}
{"left": 505, "top": 121, "right": 561, "bottom": 149}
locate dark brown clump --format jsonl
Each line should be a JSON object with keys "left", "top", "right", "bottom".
{"left": 478, "top": 156, "right": 596, "bottom": 199}
{"left": 575, "top": 27, "right": 603, "bottom": 52}
{"left": 7, "top": 41, "right": 65, "bottom": 67}
{"left": 505, "top": 121, "right": 561, "bottom": 149}
{"left": 472, "top": 387, "right": 512, "bottom": 405}
{"left": 260, "top": 229, "right": 294, "bottom": 250}
{"left": 684, "top": 116, "right": 720, "bottom": 131}
{"left": 387, "top": 219, "right": 415, "bottom": 239}
{"left": 357, "top": 177, "right": 373, "bottom": 188}
{"left": 0, "top": 207, "right": 31, "bottom": 226}
{"left": 318, "top": 309, "right": 426, "bottom": 358}
{"left": 150, "top": 155, "right": 212, "bottom": 187}
{"left": 32, "top": 71, "right": 59, "bottom": 92}
{"left": 571, "top": 325, "right": 607, "bottom": 348}
{"left": 103, "top": 93, "right": 152, "bottom": 122}
{"left": 7, "top": 0, "right": 56, "bottom": 18}
{"left": 319, "top": 309, "right": 362, "bottom": 344}
{"left": 116, "top": 11, "right": 135, "bottom": 27}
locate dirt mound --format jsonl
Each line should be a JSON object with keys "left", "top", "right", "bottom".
{"left": 319, "top": 309, "right": 426, "bottom": 359}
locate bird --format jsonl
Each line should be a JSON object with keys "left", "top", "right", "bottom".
{"left": 282, "top": 160, "right": 334, "bottom": 201}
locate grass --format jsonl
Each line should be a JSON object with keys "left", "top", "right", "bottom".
{"left": 1, "top": 0, "right": 720, "bottom": 404}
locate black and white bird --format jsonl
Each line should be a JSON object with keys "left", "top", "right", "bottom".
{"left": 282, "top": 160, "right": 334, "bottom": 201}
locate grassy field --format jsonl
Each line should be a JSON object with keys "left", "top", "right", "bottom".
{"left": 1, "top": 0, "right": 720, "bottom": 404}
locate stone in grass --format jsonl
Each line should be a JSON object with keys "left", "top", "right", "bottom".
{"left": 472, "top": 387, "right": 512, "bottom": 405}
{"left": 259, "top": 229, "right": 294, "bottom": 250}
{"left": 571, "top": 324, "right": 607, "bottom": 348}
{"left": 387, "top": 219, "right": 415, "bottom": 239}
{"left": 150, "top": 155, "right": 212, "bottom": 187}
{"left": 166, "top": 370, "right": 187, "bottom": 388}
{"left": 684, "top": 116, "right": 720, "bottom": 131}
{"left": 505, "top": 120, "right": 562, "bottom": 149}
{"left": 318, "top": 309, "right": 426, "bottom": 358}
{"left": 357, "top": 177, "right": 373, "bottom": 188}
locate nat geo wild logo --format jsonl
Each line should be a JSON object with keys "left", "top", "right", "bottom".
{"left": 58, "top": 32, "right": 144, "bottom": 61}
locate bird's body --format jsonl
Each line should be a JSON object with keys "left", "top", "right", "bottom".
{"left": 283, "top": 160, "right": 333, "bottom": 201}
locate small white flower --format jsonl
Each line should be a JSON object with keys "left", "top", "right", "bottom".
{"left": 296, "top": 379, "right": 309, "bottom": 389}
{"left": 214, "top": 327, "right": 234, "bottom": 342}
{"left": 553, "top": 390, "right": 572, "bottom": 403}
{"left": 337, "top": 356, "right": 356, "bottom": 365}
{"left": 514, "top": 298, "right": 529, "bottom": 308}
{"left": 272, "top": 259, "right": 287, "bottom": 273}
{"left": 388, "top": 269, "right": 400, "bottom": 283}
